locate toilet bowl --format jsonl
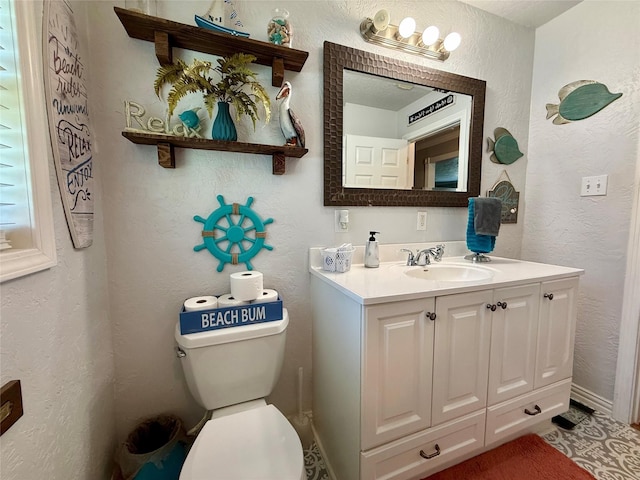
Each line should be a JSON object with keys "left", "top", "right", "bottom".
{"left": 179, "top": 401, "right": 304, "bottom": 480}
{"left": 175, "top": 309, "right": 305, "bottom": 479}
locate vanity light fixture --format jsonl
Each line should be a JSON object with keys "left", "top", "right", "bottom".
{"left": 360, "top": 9, "right": 461, "bottom": 62}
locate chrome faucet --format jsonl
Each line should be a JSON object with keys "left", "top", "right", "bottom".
{"left": 400, "top": 248, "right": 416, "bottom": 266}
{"left": 401, "top": 245, "right": 445, "bottom": 266}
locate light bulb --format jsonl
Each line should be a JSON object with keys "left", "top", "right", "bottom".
{"left": 421, "top": 26, "right": 439, "bottom": 46}
{"left": 372, "top": 9, "right": 390, "bottom": 32}
{"left": 397, "top": 17, "right": 416, "bottom": 39}
{"left": 443, "top": 32, "right": 461, "bottom": 52}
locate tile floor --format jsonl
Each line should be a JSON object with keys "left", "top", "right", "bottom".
{"left": 304, "top": 441, "right": 330, "bottom": 480}
{"left": 543, "top": 407, "right": 640, "bottom": 479}
{"left": 304, "top": 406, "right": 640, "bottom": 480}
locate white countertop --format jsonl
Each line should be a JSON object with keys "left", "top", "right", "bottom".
{"left": 309, "top": 243, "right": 584, "bottom": 305}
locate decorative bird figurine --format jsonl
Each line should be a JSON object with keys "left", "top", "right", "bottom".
{"left": 276, "top": 81, "right": 305, "bottom": 147}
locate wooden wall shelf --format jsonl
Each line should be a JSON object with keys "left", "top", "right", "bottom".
{"left": 122, "top": 131, "right": 308, "bottom": 175}
{"left": 114, "top": 6, "right": 308, "bottom": 87}
{"left": 115, "top": 8, "right": 310, "bottom": 174}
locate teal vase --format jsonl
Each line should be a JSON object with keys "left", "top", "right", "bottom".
{"left": 211, "top": 102, "right": 237, "bottom": 141}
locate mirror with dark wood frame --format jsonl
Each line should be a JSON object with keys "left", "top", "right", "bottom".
{"left": 323, "top": 41, "right": 486, "bottom": 207}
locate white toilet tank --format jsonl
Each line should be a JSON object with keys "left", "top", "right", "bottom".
{"left": 175, "top": 309, "right": 288, "bottom": 410}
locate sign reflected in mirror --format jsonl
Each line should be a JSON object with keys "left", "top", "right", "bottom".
{"left": 324, "top": 41, "right": 486, "bottom": 207}
{"left": 343, "top": 70, "right": 472, "bottom": 192}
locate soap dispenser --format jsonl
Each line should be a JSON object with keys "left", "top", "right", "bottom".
{"left": 364, "top": 231, "right": 380, "bottom": 268}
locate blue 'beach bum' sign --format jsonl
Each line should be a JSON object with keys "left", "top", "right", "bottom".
{"left": 179, "top": 298, "right": 283, "bottom": 334}
{"left": 408, "top": 94, "right": 456, "bottom": 125}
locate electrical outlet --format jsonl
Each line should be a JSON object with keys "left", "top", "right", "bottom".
{"left": 417, "top": 211, "right": 427, "bottom": 231}
{"left": 581, "top": 175, "right": 608, "bottom": 196}
{"left": 335, "top": 210, "right": 349, "bottom": 232}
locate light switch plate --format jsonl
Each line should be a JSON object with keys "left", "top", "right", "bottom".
{"left": 581, "top": 175, "right": 608, "bottom": 196}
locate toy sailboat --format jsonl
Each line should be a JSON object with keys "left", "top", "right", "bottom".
{"left": 195, "top": 0, "right": 250, "bottom": 38}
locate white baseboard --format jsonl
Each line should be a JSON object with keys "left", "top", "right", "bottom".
{"left": 310, "top": 419, "right": 338, "bottom": 480}
{"left": 571, "top": 383, "right": 613, "bottom": 416}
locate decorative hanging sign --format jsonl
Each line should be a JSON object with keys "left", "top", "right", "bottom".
{"left": 408, "top": 94, "right": 456, "bottom": 125}
{"left": 43, "top": 1, "right": 94, "bottom": 248}
{"left": 546, "top": 80, "right": 622, "bottom": 125}
{"left": 193, "top": 195, "right": 274, "bottom": 272}
{"left": 487, "top": 171, "right": 519, "bottom": 224}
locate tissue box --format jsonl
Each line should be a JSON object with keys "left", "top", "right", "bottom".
{"left": 179, "top": 296, "right": 283, "bottom": 335}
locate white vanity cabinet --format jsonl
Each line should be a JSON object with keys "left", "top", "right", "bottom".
{"left": 310, "top": 254, "right": 581, "bottom": 480}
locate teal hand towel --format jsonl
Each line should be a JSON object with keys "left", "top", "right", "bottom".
{"left": 466, "top": 198, "right": 496, "bottom": 254}
{"left": 473, "top": 197, "right": 502, "bottom": 236}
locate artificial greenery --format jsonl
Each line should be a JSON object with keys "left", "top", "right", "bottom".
{"left": 154, "top": 53, "right": 271, "bottom": 129}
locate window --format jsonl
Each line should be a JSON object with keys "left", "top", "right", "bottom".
{"left": 0, "top": 0, "right": 56, "bottom": 283}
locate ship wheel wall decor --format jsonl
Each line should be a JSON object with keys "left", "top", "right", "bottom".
{"left": 194, "top": 195, "right": 274, "bottom": 271}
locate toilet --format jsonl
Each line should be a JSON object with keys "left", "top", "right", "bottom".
{"left": 175, "top": 309, "right": 305, "bottom": 480}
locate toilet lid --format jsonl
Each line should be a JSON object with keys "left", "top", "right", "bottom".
{"left": 180, "top": 404, "right": 303, "bottom": 480}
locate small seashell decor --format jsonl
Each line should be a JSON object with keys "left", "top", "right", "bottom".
{"left": 267, "top": 7, "right": 292, "bottom": 47}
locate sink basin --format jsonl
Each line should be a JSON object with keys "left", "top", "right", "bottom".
{"left": 403, "top": 264, "right": 493, "bottom": 283}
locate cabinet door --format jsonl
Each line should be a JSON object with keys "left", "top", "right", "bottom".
{"left": 535, "top": 277, "right": 579, "bottom": 389}
{"left": 432, "top": 290, "right": 492, "bottom": 426}
{"left": 488, "top": 284, "right": 540, "bottom": 405}
{"left": 362, "top": 298, "right": 435, "bottom": 450}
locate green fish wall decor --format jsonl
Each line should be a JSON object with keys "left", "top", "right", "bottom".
{"left": 546, "top": 80, "right": 622, "bottom": 125}
{"left": 487, "top": 127, "right": 523, "bottom": 165}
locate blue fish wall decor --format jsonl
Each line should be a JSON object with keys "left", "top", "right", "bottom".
{"left": 546, "top": 80, "right": 622, "bottom": 125}
{"left": 487, "top": 127, "right": 523, "bottom": 165}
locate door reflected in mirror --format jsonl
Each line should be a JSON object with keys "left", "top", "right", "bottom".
{"left": 343, "top": 70, "right": 472, "bottom": 192}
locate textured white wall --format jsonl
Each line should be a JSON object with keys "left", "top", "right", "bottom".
{"left": 3, "top": 1, "right": 636, "bottom": 476}
{"left": 523, "top": 1, "right": 640, "bottom": 402}
{"left": 84, "top": 0, "right": 535, "bottom": 440}
{"left": 0, "top": 2, "right": 116, "bottom": 478}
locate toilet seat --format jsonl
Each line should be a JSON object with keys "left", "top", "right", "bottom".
{"left": 179, "top": 404, "right": 304, "bottom": 480}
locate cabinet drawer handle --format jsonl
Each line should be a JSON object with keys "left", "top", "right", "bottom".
{"left": 487, "top": 303, "right": 497, "bottom": 311}
{"left": 524, "top": 404, "right": 542, "bottom": 416}
{"left": 419, "top": 444, "right": 441, "bottom": 459}
{"left": 426, "top": 312, "right": 436, "bottom": 321}
{"left": 543, "top": 293, "right": 554, "bottom": 300}
{"left": 497, "top": 301, "right": 507, "bottom": 309}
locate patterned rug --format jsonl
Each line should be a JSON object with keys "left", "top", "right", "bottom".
{"left": 424, "top": 433, "right": 595, "bottom": 479}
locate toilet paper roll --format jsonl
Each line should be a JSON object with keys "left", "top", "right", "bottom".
{"left": 184, "top": 296, "right": 218, "bottom": 312}
{"left": 217, "top": 293, "right": 250, "bottom": 308}
{"left": 230, "top": 271, "right": 264, "bottom": 301}
{"left": 252, "top": 289, "right": 279, "bottom": 304}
